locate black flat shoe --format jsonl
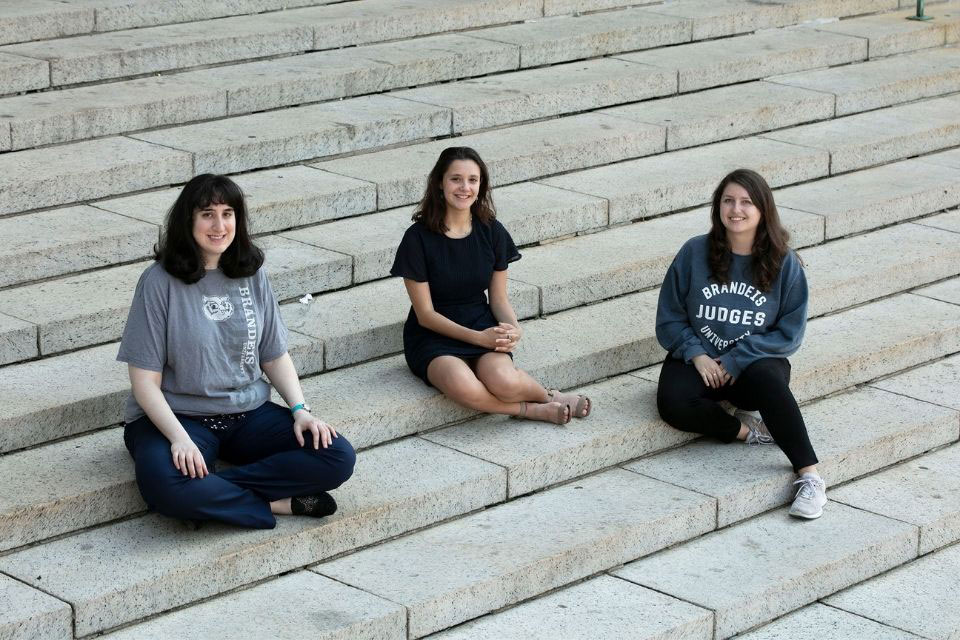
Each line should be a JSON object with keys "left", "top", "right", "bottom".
{"left": 291, "top": 492, "right": 337, "bottom": 518}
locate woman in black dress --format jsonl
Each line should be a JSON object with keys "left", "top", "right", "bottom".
{"left": 391, "top": 147, "right": 591, "bottom": 424}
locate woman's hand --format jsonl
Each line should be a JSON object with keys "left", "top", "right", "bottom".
{"left": 692, "top": 354, "right": 731, "bottom": 389}
{"left": 293, "top": 410, "right": 338, "bottom": 449}
{"left": 478, "top": 323, "right": 521, "bottom": 352}
{"left": 170, "top": 438, "right": 208, "bottom": 478}
{"left": 495, "top": 322, "right": 522, "bottom": 352}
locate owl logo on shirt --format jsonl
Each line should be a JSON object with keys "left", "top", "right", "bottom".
{"left": 202, "top": 295, "right": 234, "bottom": 322}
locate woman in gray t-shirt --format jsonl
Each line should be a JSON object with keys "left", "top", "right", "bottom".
{"left": 118, "top": 174, "right": 355, "bottom": 529}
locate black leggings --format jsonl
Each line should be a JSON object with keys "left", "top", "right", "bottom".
{"left": 656, "top": 356, "right": 818, "bottom": 471}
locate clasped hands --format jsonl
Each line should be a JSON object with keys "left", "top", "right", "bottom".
{"left": 480, "top": 322, "right": 522, "bottom": 353}
{"left": 692, "top": 354, "right": 733, "bottom": 389}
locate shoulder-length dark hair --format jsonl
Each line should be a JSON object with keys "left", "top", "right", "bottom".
{"left": 708, "top": 168, "right": 795, "bottom": 293}
{"left": 412, "top": 146, "right": 496, "bottom": 234}
{"left": 155, "top": 174, "right": 263, "bottom": 284}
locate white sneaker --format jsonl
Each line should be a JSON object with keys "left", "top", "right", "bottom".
{"left": 735, "top": 409, "right": 774, "bottom": 445}
{"left": 789, "top": 473, "right": 827, "bottom": 519}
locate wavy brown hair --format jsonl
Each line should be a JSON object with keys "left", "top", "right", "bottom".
{"left": 708, "top": 169, "right": 795, "bottom": 293}
{"left": 412, "top": 146, "right": 496, "bottom": 233}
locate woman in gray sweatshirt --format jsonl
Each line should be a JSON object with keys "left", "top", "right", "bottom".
{"left": 655, "top": 168, "right": 825, "bottom": 519}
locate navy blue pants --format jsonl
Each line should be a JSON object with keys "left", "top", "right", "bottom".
{"left": 124, "top": 401, "right": 356, "bottom": 529}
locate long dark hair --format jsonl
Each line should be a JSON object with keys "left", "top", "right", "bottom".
{"left": 155, "top": 174, "right": 263, "bottom": 284}
{"left": 412, "top": 146, "right": 496, "bottom": 233}
{"left": 708, "top": 169, "right": 794, "bottom": 293}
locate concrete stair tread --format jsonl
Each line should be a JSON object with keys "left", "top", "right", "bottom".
{"left": 613, "top": 502, "right": 918, "bottom": 639}
{"left": 0, "top": 0, "right": 93, "bottom": 46}
{"left": 0, "top": 312, "right": 37, "bottom": 367}
{"left": 0, "top": 574, "right": 71, "bottom": 640}
{"left": 813, "top": 4, "right": 959, "bottom": 58}
{"left": 316, "top": 468, "right": 716, "bottom": 639}
{"left": 0, "top": 50, "right": 48, "bottom": 96}
{"left": 872, "top": 350, "right": 960, "bottom": 411}
{"left": 917, "top": 274, "right": 960, "bottom": 306}
{"left": 738, "top": 603, "right": 925, "bottom": 640}
{"left": 918, "top": 208, "right": 960, "bottom": 233}
{"left": 0, "top": 437, "right": 507, "bottom": 636}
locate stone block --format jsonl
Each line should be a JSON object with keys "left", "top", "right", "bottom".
{"left": 918, "top": 145, "right": 960, "bottom": 170}
{"left": 768, "top": 47, "right": 960, "bottom": 116}
{"left": 0, "top": 427, "right": 140, "bottom": 552}
{"left": 834, "top": 443, "right": 960, "bottom": 554}
{"left": 0, "top": 14, "right": 312, "bottom": 86}
{"left": 627, "top": 386, "right": 959, "bottom": 527}
{"left": 0, "top": 51, "right": 49, "bottom": 95}
{"left": 317, "top": 468, "right": 715, "bottom": 639}
{"left": 616, "top": 28, "right": 866, "bottom": 92}
{"left": 425, "top": 375, "right": 697, "bottom": 497}
{"left": 0, "top": 0, "right": 93, "bottom": 45}
{"left": 0, "top": 575, "right": 71, "bottom": 640}
{"left": 801, "top": 223, "right": 960, "bottom": 317}
{"left": 737, "top": 603, "right": 923, "bottom": 640}
{"left": 0, "top": 313, "right": 37, "bottom": 366}
{"left": 0, "top": 343, "right": 127, "bottom": 454}
{"left": 604, "top": 80, "right": 834, "bottom": 151}
{"left": 872, "top": 352, "right": 960, "bottom": 410}
{"left": 131, "top": 95, "right": 451, "bottom": 175}
{"left": 763, "top": 94, "right": 960, "bottom": 174}
{"left": 315, "top": 112, "right": 665, "bottom": 210}
{"left": 100, "top": 571, "right": 406, "bottom": 640}
{"left": 97, "top": 166, "right": 375, "bottom": 233}
{"left": 917, "top": 209, "right": 960, "bottom": 234}
{"left": 286, "top": 329, "right": 325, "bottom": 377}
{"left": 0, "top": 137, "right": 192, "bottom": 216}
{"left": 825, "top": 544, "right": 960, "bottom": 640}
{"left": 614, "top": 503, "right": 918, "bottom": 639}
{"left": 642, "top": 0, "right": 797, "bottom": 39}
{"left": 468, "top": 9, "right": 690, "bottom": 68}
{"left": 815, "top": 8, "right": 948, "bottom": 57}
{"left": 543, "top": 0, "right": 662, "bottom": 15}
{"left": 394, "top": 57, "right": 677, "bottom": 133}
{"left": 775, "top": 159, "right": 960, "bottom": 238}
{"left": 431, "top": 575, "right": 712, "bottom": 640}
{"left": 540, "top": 137, "right": 828, "bottom": 224}
{"left": 0, "top": 437, "right": 506, "bottom": 636}
{"left": 257, "top": 235, "right": 352, "bottom": 300}
{"left": 916, "top": 276, "right": 960, "bottom": 306}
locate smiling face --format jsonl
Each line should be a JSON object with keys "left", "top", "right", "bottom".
{"left": 441, "top": 159, "right": 481, "bottom": 214}
{"left": 719, "top": 181, "right": 762, "bottom": 241}
{"left": 192, "top": 202, "right": 236, "bottom": 269}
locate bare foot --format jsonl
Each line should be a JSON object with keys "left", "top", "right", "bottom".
{"left": 519, "top": 400, "right": 570, "bottom": 425}
{"left": 549, "top": 390, "right": 591, "bottom": 418}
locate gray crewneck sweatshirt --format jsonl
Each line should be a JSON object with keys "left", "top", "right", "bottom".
{"left": 655, "top": 234, "right": 808, "bottom": 378}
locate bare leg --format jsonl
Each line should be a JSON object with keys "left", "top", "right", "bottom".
{"left": 474, "top": 353, "right": 570, "bottom": 423}
{"left": 270, "top": 498, "right": 292, "bottom": 515}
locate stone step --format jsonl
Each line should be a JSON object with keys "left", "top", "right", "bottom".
{"left": 0, "top": 574, "right": 71, "bottom": 640}
{"left": 0, "top": 0, "right": 93, "bottom": 46}
{"left": 824, "top": 542, "right": 960, "bottom": 640}
{"left": 316, "top": 468, "right": 716, "bottom": 639}
{"left": 614, "top": 27, "right": 867, "bottom": 93}
{"left": 628, "top": 386, "right": 958, "bottom": 527}
{"left": 0, "top": 437, "right": 506, "bottom": 636}
{"left": 918, "top": 209, "right": 960, "bottom": 234}
{"left": 813, "top": 4, "right": 960, "bottom": 58}
{"left": 872, "top": 350, "right": 960, "bottom": 412}
{"left": 0, "top": 136, "right": 192, "bottom": 217}
{"left": 393, "top": 57, "right": 677, "bottom": 134}
{"left": 613, "top": 502, "right": 918, "bottom": 639}
{"left": 770, "top": 45, "right": 960, "bottom": 116}
{"left": 129, "top": 94, "right": 451, "bottom": 175}
{"left": 738, "top": 603, "right": 925, "bottom": 640}
{"left": 0, "top": 237, "right": 349, "bottom": 359}
{"left": 315, "top": 111, "right": 665, "bottom": 211}
{"left": 0, "top": 50, "right": 48, "bottom": 96}
{"left": 919, "top": 276, "right": 960, "bottom": 307}
{"left": 542, "top": 0, "right": 660, "bottom": 18}
{"left": 0, "top": 313, "right": 36, "bottom": 367}
{"left": 763, "top": 94, "right": 960, "bottom": 174}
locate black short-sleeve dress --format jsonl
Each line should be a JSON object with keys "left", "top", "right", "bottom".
{"left": 390, "top": 217, "right": 521, "bottom": 385}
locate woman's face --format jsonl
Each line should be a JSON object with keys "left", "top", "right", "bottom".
{"left": 719, "top": 182, "right": 762, "bottom": 238}
{"left": 441, "top": 159, "right": 481, "bottom": 213}
{"left": 192, "top": 202, "right": 236, "bottom": 268}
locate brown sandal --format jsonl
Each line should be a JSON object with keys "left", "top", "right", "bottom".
{"left": 517, "top": 400, "right": 570, "bottom": 425}
{"left": 549, "top": 389, "right": 591, "bottom": 419}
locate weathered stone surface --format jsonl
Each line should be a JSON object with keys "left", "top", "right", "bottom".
{"left": 0, "top": 437, "right": 506, "bottom": 636}
{"left": 317, "top": 469, "right": 715, "bottom": 639}
{"left": 801, "top": 223, "right": 960, "bottom": 316}
{"left": 258, "top": 235, "right": 352, "bottom": 300}
{"left": 469, "top": 9, "right": 690, "bottom": 67}
{"left": 614, "top": 503, "right": 918, "bottom": 639}
{"left": 642, "top": 0, "right": 797, "bottom": 39}
{"left": 540, "top": 137, "right": 828, "bottom": 224}
{"left": 917, "top": 209, "right": 960, "bottom": 235}
{"left": 395, "top": 57, "right": 676, "bottom": 133}
{"left": 0, "top": 427, "right": 140, "bottom": 552}
{"left": 825, "top": 544, "right": 960, "bottom": 640}
{"left": 100, "top": 571, "right": 406, "bottom": 640}
{"left": 603, "top": 80, "right": 834, "bottom": 150}
{"left": 0, "top": 574, "right": 71, "bottom": 640}
{"left": 315, "top": 112, "right": 664, "bottom": 211}
{"left": 431, "top": 575, "right": 712, "bottom": 640}
{"left": 764, "top": 94, "right": 960, "bottom": 174}
{"left": 815, "top": 8, "right": 948, "bottom": 57}
{"left": 916, "top": 276, "right": 960, "bottom": 307}
{"left": 0, "top": 313, "right": 37, "bottom": 366}
{"left": 97, "top": 166, "right": 375, "bottom": 233}
{"left": 919, "top": 145, "right": 960, "bottom": 170}
{"left": 616, "top": 28, "right": 866, "bottom": 92}
{"left": 776, "top": 159, "right": 960, "bottom": 239}
{"left": 543, "top": 0, "right": 661, "bottom": 16}
{"left": 0, "top": 14, "right": 312, "bottom": 85}
{"left": 0, "top": 51, "right": 49, "bottom": 95}
{"left": 0, "top": 137, "right": 192, "bottom": 216}
{"left": 0, "top": 0, "right": 93, "bottom": 45}
{"left": 131, "top": 95, "right": 451, "bottom": 175}
{"left": 872, "top": 352, "right": 960, "bottom": 410}
{"left": 425, "top": 376, "right": 696, "bottom": 497}
{"left": 737, "top": 604, "right": 923, "bottom": 640}
{"left": 627, "top": 386, "right": 959, "bottom": 527}
{"left": 769, "top": 47, "right": 960, "bottom": 116}
{"left": 0, "top": 206, "right": 156, "bottom": 288}
{"left": 286, "top": 329, "right": 325, "bottom": 377}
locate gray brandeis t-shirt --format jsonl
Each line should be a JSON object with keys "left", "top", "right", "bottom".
{"left": 117, "top": 262, "right": 288, "bottom": 423}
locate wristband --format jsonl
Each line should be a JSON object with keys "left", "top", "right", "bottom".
{"left": 290, "top": 402, "right": 311, "bottom": 415}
